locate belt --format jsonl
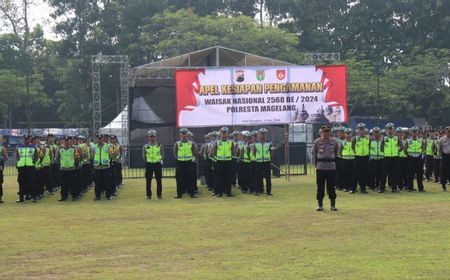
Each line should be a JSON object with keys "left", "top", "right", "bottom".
{"left": 408, "top": 154, "right": 421, "bottom": 158}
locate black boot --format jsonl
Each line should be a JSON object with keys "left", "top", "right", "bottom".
{"left": 0, "top": 196, "right": 3, "bottom": 203}
{"left": 330, "top": 199, "right": 338, "bottom": 211}
{"left": 16, "top": 195, "right": 25, "bottom": 203}
{"left": 316, "top": 200, "right": 323, "bottom": 211}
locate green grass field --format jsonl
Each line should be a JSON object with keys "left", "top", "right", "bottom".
{"left": 0, "top": 175, "right": 449, "bottom": 280}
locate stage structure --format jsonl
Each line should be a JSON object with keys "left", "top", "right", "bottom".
{"left": 91, "top": 55, "right": 130, "bottom": 164}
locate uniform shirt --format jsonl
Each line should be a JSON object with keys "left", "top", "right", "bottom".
{"left": 312, "top": 137, "right": 338, "bottom": 170}
{"left": 439, "top": 136, "right": 450, "bottom": 154}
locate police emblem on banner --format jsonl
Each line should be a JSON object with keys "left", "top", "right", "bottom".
{"left": 276, "top": 69, "right": 286, "bottom": 80}
{"left": 256, "top": 70, "right": 265, "bottom": 81}
{"left": 235, "top": 70, "right": 245, "bottom": 82}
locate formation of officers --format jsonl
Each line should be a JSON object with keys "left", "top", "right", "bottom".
{"left": 143, "top": 127, "right": 273, "bottom": 199}
{"left": 313, "top": 123, "right": 450, "bottom": 211}
{"left": 11, "top": 134, "right": 123, "bottom": 203}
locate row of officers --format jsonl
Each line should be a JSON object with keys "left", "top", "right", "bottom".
{"left": 313, "top": 124, "right": 450, "bottom": 211}
{"left": 143, "top": 127, "right": 274, "bottom": 199}
{"left": 0, "top": 134, "right": 123, "bottom": 203}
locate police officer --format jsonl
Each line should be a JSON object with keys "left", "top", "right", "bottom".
{"left": 253, "top": 128, "right": 273, "bottom": 195}
{"left": 16, "top": 135, "right": 37, "bottom": 203}
{"left": 340, "top": 128, "right": 355, "bottom": 192}
{"left": 211, "top": 127, "right": 235, "bottom": 197}
{"left": 424, "top": 130, "right": 435, "bottom": 181}
{"left": 188, "top": 131, "right": 198, "bottom": 193}
{"left": 93, "top": 134, "right": 113, "bottom": 201}
{"left": 432, "top": 130, "right": 442, "bottom": 183}
{"left": 0, "top": 137, "right": 9, "bottom": 203}
{"left": 438, "top": 126, "right": 450, "bottom": 191}
{"left": 351, "top": 123, "right": 370, "bottom": 194}
{"left": 380, "top": 123, "right": 402, "bottom": 193}
{"left": 78, "top": 136, "right": 91, "bottom": 194}
{"left": 404, "top": 126, "right": 425, "bottom": 192}
{"left": 32, "top": 135, "right": 45, "bottom": 199}
{"left": 174, "top": 128, "right": 197, "bottom": 198}
{"left": 57, "top": 136, "right": 78, "bottom": 201}
{"left": 143, "top": 130, "right": 164, "bottom": 199}
{"left": 368, "top": 127, "right": 384, "bottom": 191}
{"left": 312, "top": 125, "right": 338, "bottom": 211}
{"left": 397, "top": 128, "right": 409, "bottom": 191}
{"left": 231, "top": 130, "right": 240, "bottom": 187}
{"left": 239, "top": 131, "right": 253, "bottom": 193}
{"left": 335, "top": 126, "right": 346, "bottom": 191}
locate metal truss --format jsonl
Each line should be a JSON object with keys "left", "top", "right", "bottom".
{"left": 304, "top": 53, "right": 341, "bottom": 63}
{"left": 91, "top": 54, "right": 130, "bottom": 150}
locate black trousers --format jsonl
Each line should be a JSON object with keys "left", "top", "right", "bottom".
{"left": 0, "top": 169, "right": 3, "bottom": 198}
{"left": 341, "top": 159, "right": 354, "bottom": 191}
{"left": 441, "top": 154, "right": 450, "bottom": 188}
{"left": 215, "top": 160, "right": 232, "bottom": 195}
{"left": 255, "top": 161, "right": 272, "bottom": 194}
{"left": 381, "top": 157, "right": 398, "bottom": 191}
{"left": 110, "top": 162, "right": 117, "bottom": 192}
{"left": 240, "top": 162, "right": 252, "bottom": 192}
{"left": 17, "top": 166, "right": 36, "bottom": 197}
{"left": 205, "top": 159, "right": 214, "bottom": 190}
{"left": 369, "top": 159, "right": 383, "bottom": 189}
{"left": 352, "top": 156, "right": 369, "bottom": 192}
{"left": 316, "top": 169, "right": 337, "bottom": 201}
{"left": 94, "top": 168, "right": 112, "bottom": 198}
{"left": 424, "top": 155, "right": 433, "bottom": 180}
{"left": 433, "top": 159, "right": 441, "bottom": 181}
{"left": 335, "top": 158, "right": 343, "bottom": 189}
{"left": 117, "top": 162, "right": 123, "bottom": 185}
{"left": 231, "top": 158, "right": 238, "bottom": 186}
{"left": 41, "top": 166, "right": 51, "bottom": 193}
{"left": 237, "top": 160, "right": 243, "bottom": 188}
{"left": 407, "top": 157, "right": 424, "bottom": 191}
{"left": 397, "top": 157, "right": 408, "bottom": 189}
{"left": 176, "top": 161, "right": 194, "bottom": 197}
{"left": 50, "top": 163, "right": 59, "bottom": 191}
{"left": 192, "top": 162, "right": 198, "bottom": 191}
{"left": 35, "top": 169, "right": 43, "bottom": 196}
{"left": 145, "top": 162, "right": 162, "bottom": 197}
{"left": 80, "top": 164, "right": 90, "bottom": 192}
{"left": 60, "top": 169, "right": 75, "bottom": 199}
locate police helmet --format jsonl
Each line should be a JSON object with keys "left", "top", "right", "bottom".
{"left": 259, "top": 128, "right": 268, "bottom": 134}
{"left": 219, "top": 127, "right": 229, "bottom": 133}
{"left": 179, "top": 127, "right": 189, "bottom": 134}
{"left": 147, "top": 130, "right": 157, "bottom": 136}
{"left": 385, "top": 123, "right": 395, "bottom": 129}
{"left": 372, "top": 127, "right": 380, "bottom": 132}
{"left": 344, "top": 128, "right": 353, "bottom": 133}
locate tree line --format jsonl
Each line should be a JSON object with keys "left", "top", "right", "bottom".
{"left": 0, "top": 0, "right": 449, "bottom": 129}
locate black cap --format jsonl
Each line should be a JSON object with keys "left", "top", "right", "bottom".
{"left": 321, "top": 125, "right": 331, "bottom": 132}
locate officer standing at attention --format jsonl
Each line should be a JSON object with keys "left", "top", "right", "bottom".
{"left": 312, "top": 125, "right": 338, "bottom": 211}
{"left": 143, "top": 130, "right": 164, "bottom": 199}
{"left": 351, "top": 123, "right": 370, "bottom": 194}
{"left": 335, "top": 126, "right": 346, "bottom": 191}
{"left": 239, "top": 131, "right": 253, "bottom": 193}
{"left": 432, "top": 130, "right": 442, "bottom": 183}
{"left": 438, "top": 127, "right": 450, "bottom": 191}
{"left": 380, "top": 123, "right": 401, "bottom": 193}
{"left": 339, "top": 128, "right": 355, "bottom": 193}
{"left": 0, "top": 137, "right": 9, "bottom": 203}
{"left": 93, "top": 135, "right": 113, "bottom": 201}
{"left": 211, "top": 127, "right": 235, "bottom": 197}
{"left": 404, "top": 126, "right": 425, "bottom": 192}
{"left": 424, "top": 130, "right": 435, "bottom": 181}
{"left": 397, "top": 128, "right": 409, "bottom": 191}
{"left": 16, "top": 135, "right": 37, "bottom": 203}
{"left": 253, "top": 128, "right": 273, "bottom": 195}
{"left": 173, "top": 128, "right": 197, "bottom": 198}
{"left": 368, "top": 127, "right": 384, "bottom": 192}
{"left": 57, "top": 136, "right": 78, "bottom": 201}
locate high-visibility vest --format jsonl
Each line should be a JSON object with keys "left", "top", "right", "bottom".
{"left": 93, "top": 144, "right": 110, "bottom": 167}
{"left": 35, "top": 145, "right": 43, "bottom": 169}
{"left": 145, "top": 143, "right": 162, "bottom": 163}
{"left": 177, "top": 141, "right": 193, "bottom": 161}
{"left": 242, "top": 143, "right": 251, "bottom": 163}
{"left": 399, "top": 140, "right": 407, "bottom": 158}
{"left": 370, "top": 139, "right": 384, "bottom": 160}
{"left": 249, "top": 143, "right": 256, "bottom": 162}
{"left": 384, "top": 136, "right": 399, "bottom": 157}
{"left": 17, "top": 146, "right": 35, "bottom": 167}
{"left": 216, "top": 140, "right": 232, "bottom": 161}
{"left": 341, "top": 140, "right": 355, "bottom": 159}
{"left": 42, "top": 145, "right": 51, "bottom": 167}
{"left": 407, "top": 138, "right": 423, "bottom": 156}
{"left": 255, "top": 142, "right": 271, "bottom": 162}
{"left": 79, "top": 143, "right": 91, "bottom": 165}
{"left": 59, "top": 147, "right": 75, "bottom": 169}
{"left": 425, "top": 139, "right": 434, "bottom": 156}
{"left": 355, "top": 136, "right": 370, "bottom": 156}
